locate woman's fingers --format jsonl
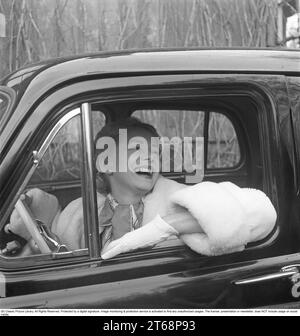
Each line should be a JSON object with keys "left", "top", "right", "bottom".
{"left": 101, "top": 240, "right": 124, "bottom": 259}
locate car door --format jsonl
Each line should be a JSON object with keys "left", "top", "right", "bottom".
{"left": 0, "top": 73, "right": 299, "bottom": 309}
{"left": 1, "top": 247, "right": 299, "bottom": 309}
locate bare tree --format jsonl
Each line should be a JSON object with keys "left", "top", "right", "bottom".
{"left": 0, "top": 0, "right": 288, "bottom": 79}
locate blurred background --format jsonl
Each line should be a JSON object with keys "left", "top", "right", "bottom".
{"left": 0, "top": 0, "right": 299, "bottom": 80}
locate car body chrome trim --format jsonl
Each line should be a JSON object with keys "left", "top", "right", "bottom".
{"left": 234, "top": 266, "right": 299, "bottom": 285}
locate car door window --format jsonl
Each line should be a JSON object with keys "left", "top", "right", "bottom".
{"left": 207, "top": 112, "right": 241, "bottom": 169}
{"left": 1, "top": 109, "right": 106, "bottom": 260}
{"left": 133, "top": 109, "right": 241, "bottom": 180}
{"left": 30, "top": 116, "right": 82, "bottom": 185}
{"left": 133, "top": 109, "right": 205, "bottom": 184}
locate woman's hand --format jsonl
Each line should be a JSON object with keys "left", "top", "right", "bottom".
{"left": 5, "top": 194, "right": 33, "bottom": 240}
{"left": 101, "top": 214, "right": 178, "bottom": 259}
{"left": 5, "top": 188, "right": 60, "bottom": 241}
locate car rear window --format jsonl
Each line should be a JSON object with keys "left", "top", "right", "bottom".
{"left": 133, "top": 109, "right": 241, "bottom": 171}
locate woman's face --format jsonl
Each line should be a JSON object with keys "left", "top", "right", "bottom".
{"left": 107, "top": 127, "right": 160, "bottom": 198}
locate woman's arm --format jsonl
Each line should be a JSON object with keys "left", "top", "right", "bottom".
{"left": 101, "top": 208, "right": 203, "bottom": 260}
{"left": 162, "top": 209, "right": 204, "bottom": 235}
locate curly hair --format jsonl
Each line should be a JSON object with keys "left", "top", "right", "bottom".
{"left": 94, "top": 117, "right": 160, "bottom": 193}
{"left": 95, "top": 117, "right": 159, "bottom": 144}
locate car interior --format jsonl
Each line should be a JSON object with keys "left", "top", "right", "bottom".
{"left": 0, "top": 94, "right": 266, "bottom": 257}
{"left": 28, "top": 95, "right": 263, "bottom": 205}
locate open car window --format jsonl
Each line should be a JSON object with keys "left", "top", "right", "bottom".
{"left": 0, "top": 108, "right": 106, "bottom": 262}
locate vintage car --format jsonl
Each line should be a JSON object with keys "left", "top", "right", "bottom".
{"left": 0, "top": 48, "right": 299, "bottom": 309}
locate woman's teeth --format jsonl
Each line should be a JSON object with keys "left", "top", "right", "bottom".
{"left": 135, "top": 167, "right": 152, "bottom": 176}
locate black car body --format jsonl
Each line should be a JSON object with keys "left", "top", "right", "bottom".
{"left": 0, "top": 48, "right": 299, "bottom": 309}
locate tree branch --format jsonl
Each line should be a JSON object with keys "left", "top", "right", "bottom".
{"left": 276, "top": 34, "right": 300, "bottom": 46}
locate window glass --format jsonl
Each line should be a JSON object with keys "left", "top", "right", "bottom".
{"left": 92, "top": 110, "right": 106, "bottom": 140}
{"left": 1, "top": 110, "right": 105, "bottom": 259}
{"left": 207, "top": 112, "right": 241, "bottom": 169}
{"left": 133, "top": 109, "right": 241, "bottom": 180}
{"left": 30, "top": 116, "right": 82, "bottom": 183}
{"left": 133, "top": 109, "right": 204, "bottom": 138}
{"left": 133, "top": 109, "right": 205, "bottom": 184}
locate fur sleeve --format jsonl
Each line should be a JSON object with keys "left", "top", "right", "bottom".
{"left": 170, "top": 181, "right": 277, "bottom": 256}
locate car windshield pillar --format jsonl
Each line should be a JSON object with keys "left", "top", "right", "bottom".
{"left": 80, "top": 102, "right": 101, "bottom": 258}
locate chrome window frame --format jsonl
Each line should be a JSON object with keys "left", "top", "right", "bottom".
{"left": 11, "top": 108, "right": 81, "bottom": 208}
{"left": 81, "top": 103, "right": 100, "bottom": 258}
{"left": 0, "top": 107, "right": 96, "bottom": 262}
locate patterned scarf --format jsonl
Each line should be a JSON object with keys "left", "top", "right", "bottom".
{"left": 99, "top": 194, "right": 144, "bottom": 250}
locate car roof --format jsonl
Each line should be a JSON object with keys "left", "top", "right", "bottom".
{"left": 1, "top": 48, "right": 299, "bottom": 91}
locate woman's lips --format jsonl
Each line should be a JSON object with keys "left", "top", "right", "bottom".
{"left": 134, "top": 167, "right": 153, "bottom": 178}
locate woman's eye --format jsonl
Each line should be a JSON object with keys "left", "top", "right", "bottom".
{"left": 136, "top": 144, "right": 140, "bottom": 150}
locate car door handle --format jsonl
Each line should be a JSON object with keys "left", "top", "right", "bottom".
{"left": 233, "top": 265, "right": 300, "bottom": 286}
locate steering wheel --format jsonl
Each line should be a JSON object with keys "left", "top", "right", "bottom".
{"left": 13, "top": 195, "right": 52, "bottom": 254}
